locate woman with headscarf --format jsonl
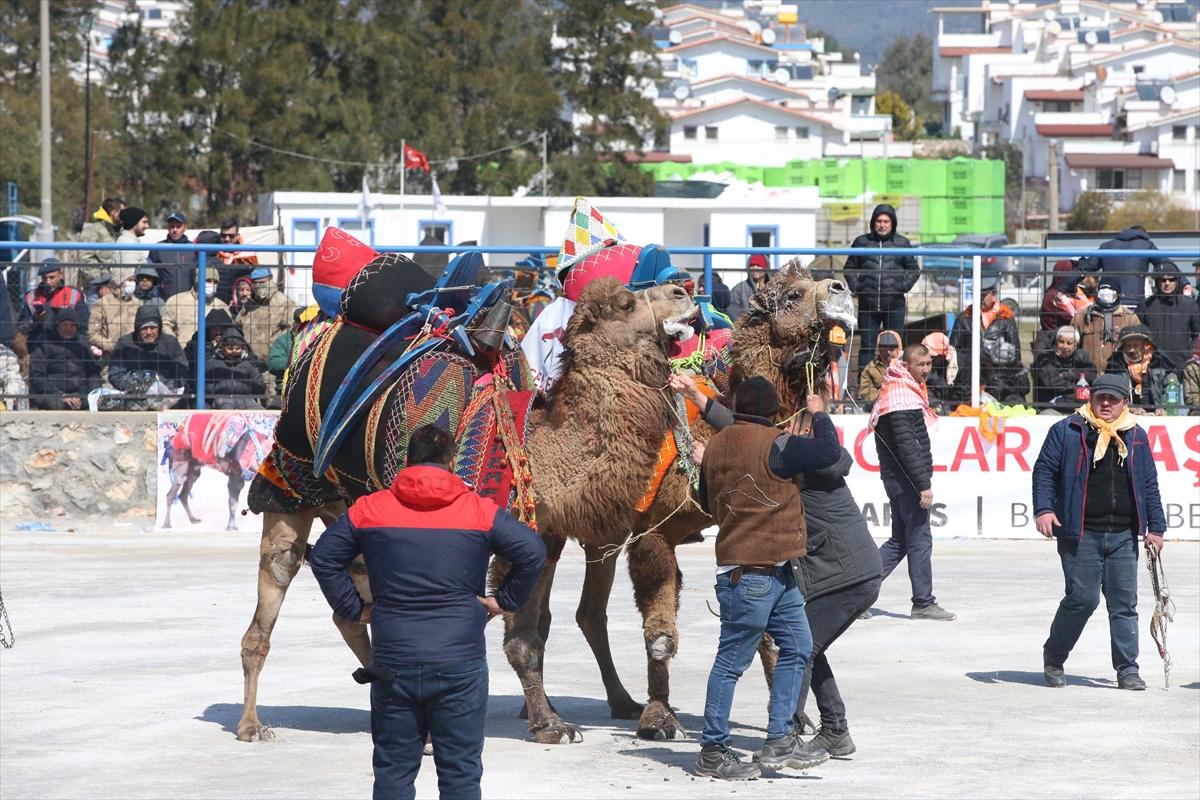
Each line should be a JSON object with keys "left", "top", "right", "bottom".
{"left": 1033, "top": 325, "right": 1096, "bottom": 411}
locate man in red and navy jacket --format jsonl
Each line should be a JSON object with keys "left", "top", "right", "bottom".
{"left": 311, "top": 424, "right": 545, "bottom": 800}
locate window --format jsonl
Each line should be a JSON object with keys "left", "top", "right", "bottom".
{"left": 683, "top": 126, "right": 697, "bottom": 140}
{"left": 418, "top": 221, "right": 451, "bottom": 245}
{"left": 680, "top": 59, "right": 698, "bottom": 76}
{"left": 1045, "top": 100, "right": 1073, "bottom": 112}
{"left": 337, "top": 218, "right": 376, "bottom": 246}
{"left": 795, "top": 126, "right": 809, "bottom": 139}
{"left": 851, "top": 95, "right": 872, "bottom": 115}
{"left": 1097, "top": 169, "right": 1122, "bottom": 189}
{"left": 775, "top": 125, "right": 789, "bottom": 142}
{"left": 290, "top": 219, "right": 319, "bottom": 266}
{"left": 148, "top": 8, "right": 162, "bottom": 19}
{"left": 1126, "top": 169, "right": 1143, "bottom": 189}
{"left": 1173, "top": 169, "right": 1186, "bottom": 193}
{"left": 705, "top": 126, "right": 718, "bottom": 140}
{"left": 1173, "top": 125, "right": 1188, "bottom": 141}
{"left": 1132, "top": 64, "right": 1145, "bottom": 76}
{"left": 746, "top": 226, "right": 779, "bottom": 267}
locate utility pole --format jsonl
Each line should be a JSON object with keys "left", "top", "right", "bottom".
{"left": 38, "top": 0, "right": 53, "bottom": 245}
{"left": 541, "top": 131, "right": 548, "bottom": 197}
{"left": 1047, "top": 139, "right": 1059, "bottom": 233}
{"left": 83, "top": 13, "right": 95, "bottom": 217}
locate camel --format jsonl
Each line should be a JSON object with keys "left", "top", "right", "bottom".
{"left": 506, "top": 260, "right": 856, "bottom": 743}
{"left": 163, "top": 413, "right": 270, "bottom": 530}
{"left": 235, "top": 276, "right": 699, "bottom": 742}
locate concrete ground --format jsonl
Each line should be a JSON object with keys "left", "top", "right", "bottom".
{"left": 1, "top": 530, "right": 1197, "bottom": 799}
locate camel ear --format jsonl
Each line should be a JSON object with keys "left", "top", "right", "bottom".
{"left": 784, "top": 257, "right": 811, "bottom": 281}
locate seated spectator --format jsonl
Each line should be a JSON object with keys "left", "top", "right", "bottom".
{"left": 85, "top": 271, "right": 115, "bottom": 306}
{"left": 1071, "top": 279, "right": 1141, "bottom": 375}
{"left": 108, "top": 305, "right": 188, "bottom": 408}
{"left": 922, "top": 331, "right": 969, "bottom": 412}
{"left": 184, "top": 307, "right": 258, "bottom": 399}
{"left": 1035, "top": 260, "right": 1093, "bottom": 358}
{"left": 266, "top": 308, "right": 304, "bottom": 397}
{"left": 19, "top": 259, "right": 89, "bottom": 336}
{"left": 1033, "top": 326, "right": 1096, "bottom": 412}
{"left": 204, "top": 328, "right": 265, "bottom": 409}
{"left": 1135, "top": 264, "right": 1200, "bottom": 372}
{"left": 238, "top": 267, "right": 297, "bottom": 405}
{"left": 1183, "top": 339, "right": 1200, "bottom": 415}
{"left": 28, "top": 308, "right": 100, "bottom": 410}
{"left": 230, "top": 275, "right": 254, "bottom": 321}
{"left": 857, "top": 329, "right": 901, "bottom": 411}
{"left": 1105, "top": 325, "right": 1169, "bottom": 415}
{"left": 950, "top": 278, "right": 1028, "bottom": 404}
{"left": 166, "top": 266, "right": 229, "bottom": 348}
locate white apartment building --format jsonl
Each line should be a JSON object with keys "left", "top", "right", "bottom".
{"left": 76, "top": 1, "right": 187, "bottom": 80}
{"left": 649, "top": 3, "right": 903, "bottom": 165}
{"left": 932, "top": 0, "right": 1200, "bottom": 214}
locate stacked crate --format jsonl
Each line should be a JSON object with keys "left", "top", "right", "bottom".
{"left": 917, "top": 157, "right": 1006, "bottom": 240}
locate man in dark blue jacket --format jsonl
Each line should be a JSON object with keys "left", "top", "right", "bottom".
{"left": 1097, "top": 225, "right": 1172, "bottom": 307}
{"left": 310, "top": 425, "right": 546, "bottom": 800}
{"left": 1032, "top": 373, "right": 1165, "bottom": 691}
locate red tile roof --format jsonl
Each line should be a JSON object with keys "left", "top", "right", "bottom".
{"left": 623, "top": 152, "right": 694, "bottom": 164}
{"left": 1035, "top": 123, "right": 1114, "bottom": 137}
{"left": 939, "top": 46, "right": 1011, "bottom": 57}
{"left": 1064, "top": 153, "right": 1175, "bottom": 169}
{"left": 1025, "top": 89, "right": 1085, "bottom": 101}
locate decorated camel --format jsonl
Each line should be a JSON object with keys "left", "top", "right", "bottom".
{"left": 235, "top": 219, "right": 700, "bottom": 742}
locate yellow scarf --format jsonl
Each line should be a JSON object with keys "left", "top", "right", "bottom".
{"left": 1077, "top": 404, "right": 1136, "bottom": 464}
{"left": 93, "top": 206, "right": 114, "bottom": 225}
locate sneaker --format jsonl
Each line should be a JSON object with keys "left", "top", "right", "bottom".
{"left": 858, "top": 609, "right": 872, "bottom": 620}
{"left": 755, "top": 729, "right": 830, "bottom": 771}
{"left": 696, "top": 744, "right": 761, "bottom": 780}
{"left": 910, "top": 603, "right": 956, "bottom": 621}
{"left": 811, "top": 726, "right": 856, "bottom": 757}
{"left": 1043, "top": 664, "right": 1066, "bottom": 688}
{"left": 1118, "top": 672, "right": 1146, "bottom": 691}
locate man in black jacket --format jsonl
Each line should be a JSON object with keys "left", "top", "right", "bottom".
{"left": 108, "top": 305, "right": 189, "bottom": 408}
{"left": 869, "top": 344, "right": 955, "bottom": 620}
{"left": 149, "top": 211, "right": 196, "bottom": 298}
{"left": 843, "top": 204, "right": 920, "bottom": 370}
{"left": 1135, "top": 264, "right": 1200, "bottom": 371}
{"left": 27, "top": 307, "right": 100, "bottom": 409}
{"left": 310, "top": 425, "right": 545, "bottom": 800}
{"left": 204, "top": 328, "right": 265, "bottom": 409}
{"left": 1033, "top": 326, "right": 1096, "bottom": 410}
{"left": 1097, "top": 225, "right": 1172, "bottom": 307}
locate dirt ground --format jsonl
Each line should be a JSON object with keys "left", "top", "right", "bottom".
{"left": 1, "top": 530, "right": 1197, "bottom": 799}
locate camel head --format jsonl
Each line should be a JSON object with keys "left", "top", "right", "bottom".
{"left": 738, "top": 258, "right": 855, "bottom": 397}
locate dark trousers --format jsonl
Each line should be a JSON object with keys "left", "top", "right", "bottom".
{"left": 879, "top": 477, "right": 935, "bottom": 607}
{"left": 1044, "top": 531, "right": 1140, "bottom": 677}
{"left": 857, "top": 305, "right": 907, "bottom": 370}
{"left": 793, "top": 577, "right": 881, "bottom": 731}
{"left": 370, "top": 657, "right": 489, "bottom": 800}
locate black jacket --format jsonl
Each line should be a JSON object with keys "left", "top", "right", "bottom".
{"left": 1098, "top": 228, "right": 1170, "bottom": 306}
{"left": 1135, "top": 287, "right": 1200, "bottom": 371}
{"left": 1105, "top": 349, "right": 1170, "bottom": 412}
{"left": 109, "top": 306, "right": 189, "bottom": 392}
{"left": 791, "top": 448, "right": 883, "bottom": 601}
{"left": 1033, "top": 348, "right": 1096, "bottom": 407}
{"left": 843, "top": 204, "right": 920, "bottom": 311}
{"left": 28, "top": 328, "right": 101, "bottom": 407}
{"left": 950, "top": 305, "right": 1022, "bottom": 368}
{"left": 874, "top": 408, "right": 932, "bottom": 492}
{"left": 205, "top": 353, "right": 266, "bottom": 400}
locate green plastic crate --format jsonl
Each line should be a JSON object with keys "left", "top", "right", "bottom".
{"left": 735, "top": 166, "right": 765, "bottom": 183}
{"left": 818, "top": 159, "right": 864, "bottom": 197}
{"left": 978, "top": 160, "right": 1005, "bottom": 197}
{"left": 763, "top": 167, "right": 789, "bottom": 187}
{"left": 865, "top": 160, "right": 887, "bottom": 192}
{"left": 920, "top": 197, "right": 949, "bottom": 233}
{"left": 914, "top": 160, "right": 948, "bottom": 196}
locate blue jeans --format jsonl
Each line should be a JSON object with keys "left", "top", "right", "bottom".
{"left": 1044, "top": 531, "right": 1140, "bottom": 677}
{"left": 370, "top": 657, "right": 488, "bottom": 800}
{"left": 856, "top": 304, "right": 907, "bottom": 370}
{"left": 879, "top": 477, "right": 936, "bottom": 607}
{"left": 701, "top": 566, "right": 812, "bottom": 747}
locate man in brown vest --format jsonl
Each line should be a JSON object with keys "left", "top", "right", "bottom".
{"left": 695, "top": 376, "right": 840, "bottom": 780}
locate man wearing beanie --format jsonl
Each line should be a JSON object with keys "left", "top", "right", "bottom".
{"left": 1033, "top": 372, "right": 1165, "bottom": 690}
{"left": 113, "top": 206, "right": 150, "bottom": 282}
{"left": 692, "top": 377, "right": 839, "bottom": 780}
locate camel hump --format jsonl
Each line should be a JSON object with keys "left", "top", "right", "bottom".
{"left": 340, "top": 252, "right": 438, "bottom": 332}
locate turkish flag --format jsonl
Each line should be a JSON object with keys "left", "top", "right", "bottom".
{"left": 403, "top": 143, "right": 430, "bottom": 173}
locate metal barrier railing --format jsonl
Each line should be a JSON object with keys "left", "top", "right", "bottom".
{"left": 2, "top": 240, "right": 1197, "bottom": 413}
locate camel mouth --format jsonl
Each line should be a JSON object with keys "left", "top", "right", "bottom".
{"left": 661, "top": 307, "right": 697, "bottom": 341}
{"left": 819, "top": 294, "right": 857, "bottom": 333}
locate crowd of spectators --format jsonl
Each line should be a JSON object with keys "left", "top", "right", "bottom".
{"left": 2, "top": 200, "right": 295, "bottom": 411}
{"left": 1, "top": 206, "right": 1196, "bottom": 415}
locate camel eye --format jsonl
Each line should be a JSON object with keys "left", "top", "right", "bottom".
{"left": 786, "top": 288, "right": 804, "bottom": 302}
{"left": 617, "top": 292, "right": 636, "bottom": 311}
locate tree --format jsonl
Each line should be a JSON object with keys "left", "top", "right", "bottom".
{"left": 876, "top": 91, "right": 922, "bottom": 141}
{"left": 877, "top": 34, "right": 937, "bottom": 133}
{"left": 1105, "top": 189, "right": 1197, "bottom": 231}
{"left": 1067, "top": 191, "right": 1113, "bottom": 231}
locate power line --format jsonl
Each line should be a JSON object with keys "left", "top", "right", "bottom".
{"left": 211, "top": 128, "right": 543, "bottom": 169}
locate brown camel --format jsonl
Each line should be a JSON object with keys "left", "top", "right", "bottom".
{"left": 235, "top": 277, "right": 699, "bottom": 742}
{"left": 516, "top": 260, "right": 856, "bottom": 742}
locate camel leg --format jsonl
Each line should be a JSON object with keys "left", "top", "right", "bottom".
{"left": 237, "top": 508, "right": 317, "bottom": 742}
{"left": 162, "top": 460, "right": 184, "bottom": 529}
{"left": 178, "top": 462, "right": 203, "bottom": 524}
{"left": 627, "top": 532, "right": 686, "bottom": 741}
{"left": 226, "top": 464, "right": 245, "bottom": 531}
{"left": 330, "top": 555, "right": 373, "bottom": 667}
{"left": 576, "top": 545, "right": 643, "bottom": 719}
{"left": 500, "top": 537, "right": 582, "bottom": 744}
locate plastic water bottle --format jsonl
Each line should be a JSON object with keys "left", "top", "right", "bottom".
{"left": 1164, "top": 373, "right": 1181, "bottom": 416}
{"left": 1074, "top": 372, "right": 1090, "bottom": 402}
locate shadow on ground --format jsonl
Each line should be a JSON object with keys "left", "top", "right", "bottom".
{"left": 965, "top": 671, "right": 1116, "bottom": 689}
{"left": 198, "top": 703, "right": 370, "bottom": 735}
{"left": 617, "top": 746, "right": 823, "bottom": 781}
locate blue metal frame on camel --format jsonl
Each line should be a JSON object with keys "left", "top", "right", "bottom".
{"left": 311, "top": 251, "right": 505, "bottom": 477}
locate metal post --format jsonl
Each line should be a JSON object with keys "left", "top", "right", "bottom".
{"left": 541, "top": 131, "right": 548, "bottom": 197}
{"left": 400, "top": 138, "right": 406, "bottom": 211}
{"left": 704, "top": 252, "right": 713, "bottom": 302}
{"left": 37, "top": 0, "right": 53, "bottom": 247}
{"left": 1048, "top": 139, "right": 1060, "bottom": 233}
{"left": 196, "top": 251, "right": 207, "bottom": 410}
{"left": 970, "top": 254, "right": 982, "bottom": 407}
{"left": 83, "top": 15, "right": 94, "bottom": 218}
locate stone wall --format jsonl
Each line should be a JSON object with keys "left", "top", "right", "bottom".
{"left": 0, "top": 412, "right": 159, "bottom": 525}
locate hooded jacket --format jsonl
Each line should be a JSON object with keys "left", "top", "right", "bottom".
{"left": 108, "top": 305, "right": 189, "bottom": 392}
{"left": 843, "top": 204, "right": 920, "bottom": 311}
{"left": 309, "top": 464, "right": 546, "bottom": 667}
{"left": 1071, "top": 303, "right": 1141, "bottom": 375}
{"left": 1033, "top": 347, "right": 1096, "bottom": 406}
{"left": 27, "top": 310, "right": 100, "bottom": 407}
{"left": 1134, "top": 265, "right": 1200, "bottom": 371}
{"left": 1104, "top": 328, "right": 1170, "bottom": 412}
{"left": 204, "top": 333, "right": 266, "bottom": 404}
{"left": 1097, "top": 228, "right": 1171, "bottom": 306}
